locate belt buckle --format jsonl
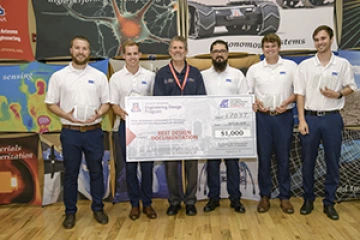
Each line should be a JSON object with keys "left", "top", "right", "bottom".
{"left": 80, "top": 126, "right": 87, "bottom": 132}
{"left": 317, "top": 111, "right": 325, "bottom": 117}
{"left": 270, "top": 110, "right": 277, "bottom": 116}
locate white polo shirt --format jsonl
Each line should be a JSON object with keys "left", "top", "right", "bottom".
{"left": 201, "top": 65, "right": 248, "bottom": 95}
{"left": 246, "top": 57, "right": 296, "bottom": 110}
{"left": 109, "top": 66, "right": 155, "bottom": 130}
{"left": 45, "top": 63, "right": 110, "bottom": 125}
{"left": 294, "top": 54, "right": 357, "bottom": 111}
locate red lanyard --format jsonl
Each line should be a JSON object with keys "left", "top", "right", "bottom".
{"left": 168, "top": 62, "right": 190, "bottom": 95}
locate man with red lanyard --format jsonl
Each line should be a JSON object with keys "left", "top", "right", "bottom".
{"left": 295, "top": 25, "right": 357, "bottom": 220}
{"left": 154, "top": 36, "right": 206, "bottom": 216}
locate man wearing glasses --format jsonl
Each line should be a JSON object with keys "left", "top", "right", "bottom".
{"left": 201, "top": 40, "right": 248, "bottom": 213}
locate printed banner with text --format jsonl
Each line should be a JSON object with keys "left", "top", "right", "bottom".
{"left": 0, "top": 60, "right": 111, "bottom": 132}
{"left": 187, "top": 0, "right": 336, "bottom": 56}
{"left": 0, "top": 134, "right": 41, "bottom": 205}
{"left": 32, "top": 0, "right": 178, "bottom": 59}
{"left": 0, "top": 0, "right": 34, "bottom": 61}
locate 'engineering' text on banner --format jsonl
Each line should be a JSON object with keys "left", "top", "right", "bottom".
{"left": 125, "top": 96, "right": 257, "bottom": 162}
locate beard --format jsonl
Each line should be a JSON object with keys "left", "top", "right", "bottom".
{"left": 212, "top": 57, "right": 228, "bottom": 72}
{"left": 71, "top": 53, "right": 90, "bottom": 66}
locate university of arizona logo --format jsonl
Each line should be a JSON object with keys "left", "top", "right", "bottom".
{"left": 0, "top": 5, "right": 6, "bottom": 22}
{"left": 220, "top": 99, "right": 229, "bottom": 108}
{"left": 0, "top": 6, "right": 5, "bottom": 16}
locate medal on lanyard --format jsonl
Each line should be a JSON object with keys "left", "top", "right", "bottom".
{"left": 168, "top": 63, "right": 190, "bottom": 95}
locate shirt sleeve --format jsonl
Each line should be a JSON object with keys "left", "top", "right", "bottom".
{"left": 149, "top": 72, "right": 156, "bottom": 96}
{"left": 245, "top": 65, "right": 255, "bottom": 94}
{"left": 154, "top": 69, "right": 166, "bottom": 96}
{"left": 342, "top": 60, "right": 358, "bottom": 91}
{"left": 237, "top": 70, "right": 248, "bottom": 94}
{"left": 195, "top": 69, "right": 206, "bottom": 95}
{"left": 294, "top": 64, "right": 306, "bottom": 96}
{"left": 100, "top": 73, "right": 110, "bottom": 104}
{"left": 44, "top": 72, "right": 60, "bottom": 104}
{"left": 109, "top": 73, "right": 120, "bottom": 105}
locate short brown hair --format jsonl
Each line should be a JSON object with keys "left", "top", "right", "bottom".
{"left": 261, "top": 34, "right": 281, "bottom": 48}
{"left": 70, "top": 36, "right": 90, "bottom": 48}
{"left": 312, "top": 25, "right": 334, "bottom": 40}
{"left": 169, "top": 36, "right": 187, "bottom": 51}
{"left": 122, "top": 40, "right": 140, "bottom": 54}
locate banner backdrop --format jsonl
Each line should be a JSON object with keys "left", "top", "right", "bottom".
{"left": 112, "top": 131, "right": 169, "bottom": 203}
{"left": 338, "top": 0, "right": 360, "bottom": 49}
{"left": 338, "top": 50, "right": 360, "bottom": 126}
{"left": 0, "top": 1, "right": 34, "bottom": 61}
{"left": 197, "top": 160, "right": 259, "bottom": 201}
{"left": 187, "top": 0, "right": 336, "bottom": 56}
{"left": 41, "top": 132, "right": 112, "bottom": 206}
{"left": 270, "top": 130, "right": 360, "bottom": 201}
{"left": 0, "top": 60, "right": 111, "bottom": 132}
{"left": 0, "top": 134, "right": 41, "bottom": 205}
{"left": 32, "top": 0, "right": 178, "bottom": 59}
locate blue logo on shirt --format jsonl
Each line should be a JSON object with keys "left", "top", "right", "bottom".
{"left": 141, "top": 81, "right": 147, "bottom": 84}
{"left": 88, "top": 80, "right": 95, "bottom": 84}
{"left": 226, "top": 79, "right": 232, "bottom": 82}
{"left": 332, "top": 72, "right": 338, "bottom": 76}
{"left": 280, "top": 71, "right": 286, "bottom": 75}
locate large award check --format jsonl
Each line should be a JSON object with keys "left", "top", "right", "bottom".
{"left": 125, "top": 95, "right": 257, "bottom": 162}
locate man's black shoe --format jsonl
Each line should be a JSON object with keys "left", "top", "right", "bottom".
{"left": 324, "top": 205, "right": 339, "bottom": 220}
{"left": 63, "top": 214, "right": 76, "bottom": 229}
{"left": 93, "top": 210, "right": 109, "bottom": 224}
{"left": 230, "top": 200, "right": 246, "bottom": 213}
{"left": 186, "top": 204, "right": 197, "bottom": 216}
{"left": 166, "top": 204, "right": 181, "bottom": 216}
{"left": 300, "top": 200, "right": 314, "bottom": 215}
{"left": 204, "top": 199, "right": 220, "bottom": 212}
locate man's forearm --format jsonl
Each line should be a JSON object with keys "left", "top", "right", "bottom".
{"left": 296, "top": 94, "right": 306, "bottom": 122}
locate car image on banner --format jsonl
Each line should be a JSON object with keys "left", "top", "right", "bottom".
{"left": 188, "top": 0, "right": 280, "bottom": 39}
{"left": 187, "top": 0, "right": 336, "bottom": 56}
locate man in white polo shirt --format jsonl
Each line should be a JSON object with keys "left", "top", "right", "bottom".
{"left": 45, "top": 36, "right": 110, "bottom": 229}
{"left": 201, "top": 40, "right": 248, "bottom": 213}
{"left": 109, "top": 40, "right": 157, "bottom": 220}
{"left": 295, "top": 25, "right": 357, "bottom": 220}
{"left": 247, "top": 34, "right": 297, "bottom": 214}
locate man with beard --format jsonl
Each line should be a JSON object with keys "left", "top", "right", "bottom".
{"left": 109, "top": 40, "right": 157, "bottom": 220}
{"left": 295, "top": 25, "right": 356, "bottom": 220}
{"left": 45, "top": 36, "right": 110, "bottom": 229}
{"left": 201, "top": 40, "right": 248, "bottom": 213}
{"left": 247, "top": 34, "right": 296, "bottom": 214}
{"left": 154, "top": 36, "right": 206, "bottom": 216}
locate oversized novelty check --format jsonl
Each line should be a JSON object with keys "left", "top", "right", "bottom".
{"left": 125, "top": 95, "right": 257, "bottom": 162}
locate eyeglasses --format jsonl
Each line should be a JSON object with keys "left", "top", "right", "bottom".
{"left": 211, "top": 49, "right": 228, "bottom": 54}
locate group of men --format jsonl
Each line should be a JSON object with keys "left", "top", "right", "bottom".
{"left": 45, "top": 25, "right": 356, "bottom": 229}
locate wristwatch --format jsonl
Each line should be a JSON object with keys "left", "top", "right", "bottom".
{"left": 337, "top": 91, "right": 343, "bottom": 99}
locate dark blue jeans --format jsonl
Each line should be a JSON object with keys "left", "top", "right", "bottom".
{"left": 256, "top": 110, "right": 293, "bottom": 199}
{"left": 207, "top": 159, "right": 241, "bottom": 202}
{"left": 300, "top": 113, "right": 343, "bottom": 206}
{"left": 60, "top": 127, "right": 104, "bottom": 214}
{"left": 119, "top": 120, "right": 153, "bottom": 207}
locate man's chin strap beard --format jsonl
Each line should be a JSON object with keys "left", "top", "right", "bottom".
{"left": 213, "top": 59, "right": 228, "bottom": 72}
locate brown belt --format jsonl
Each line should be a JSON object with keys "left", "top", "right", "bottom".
{"left": 260, "top": 108, "right": 293, "bottom": 116}
{"left": 62, "top": 123, "right": 101, "bottom": 132}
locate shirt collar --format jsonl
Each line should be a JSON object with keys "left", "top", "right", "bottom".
{"left": 123, "top": 65, "right": 143, "bottom": 76}
{"left": 68, "top": 62, "right": 89, "bottom": 72}
{"left": 169, "top": 60, "right": 188, "bottom": 74}
{"left": 262, "top": 56, "right": 284, "bottom": 67}
{"left": 314, "top": 52, "right": 336, "bottom": 66}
